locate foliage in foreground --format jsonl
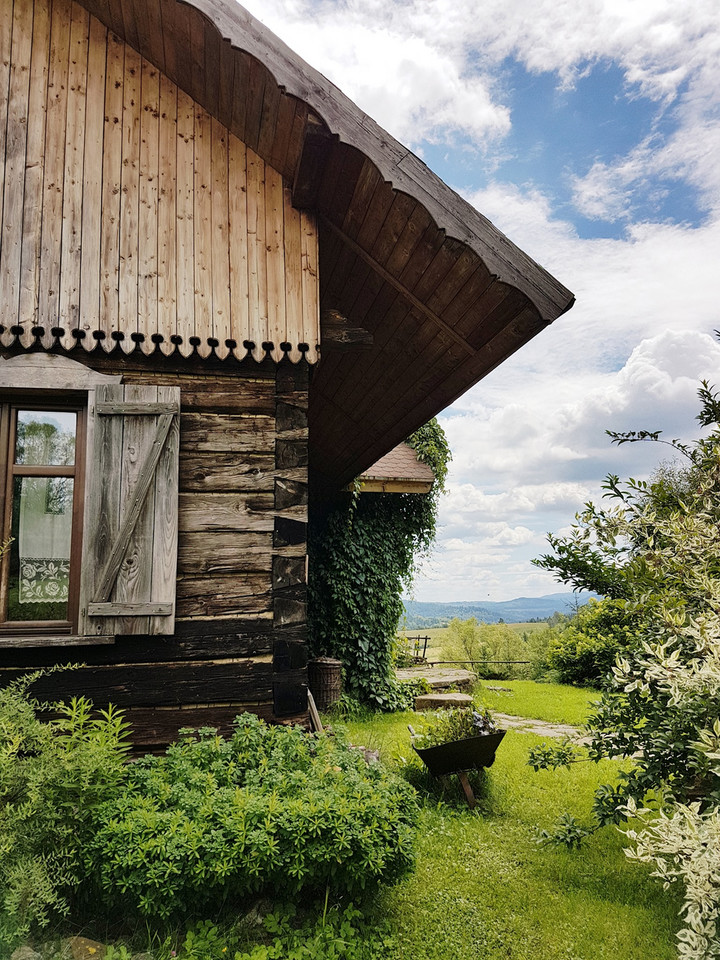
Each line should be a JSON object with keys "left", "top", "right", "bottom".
{"left": 308, "top": 418, "right": 451, "bottom": 707}
{"left": 532, "top": 382, "right": 720, "bottom": 959}
{"left": 0, "top": 673, "right": 131, "bottom": 950}
{"left": 624, "top": 799, "right": 720, "bottom": 960}
{"left": 235, "top": 901, "right": 394, "bottom": 960}
{"left": 92, "top": 716, "right": 418, "bottom": 919}
{"left": 0, "top": 695, "right": 418, "bottom": 949}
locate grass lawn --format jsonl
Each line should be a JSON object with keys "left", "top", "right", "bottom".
{"left": 474, "top": 679, "right": 600, "bottom": 727}
{"left": 38, "top": 683, "right": 678, "bottom": 960}
{"left": 336, "top": 688, "right": 680, "bottom": 960}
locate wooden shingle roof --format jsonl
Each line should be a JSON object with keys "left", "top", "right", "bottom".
{"left": 356, "top": 443, "right": 435, "bottom": 494}
{"left": 66, "top": 0, "right": 575, "bottom": 488}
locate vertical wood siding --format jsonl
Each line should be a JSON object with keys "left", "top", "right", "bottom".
{"left": 0, "top": 0, "right": 320, "bottom": 362}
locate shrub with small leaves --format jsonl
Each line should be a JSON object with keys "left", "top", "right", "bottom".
{"left": 235, "top": 901, "right": 395, "bottom": 960}
{"left": 527, "top": 739, "right": 583, "bottom": 772}
{"left": 531, "top": 380, "right": 720, "bottom": 957}
{"left": 623, "top": 798, "right": 720, "bottom": 960}
{"left": 536, "top": 813, "right": 593, "bottom": 850}
{"left": 89, "top": 715, "right": 418, "bottom": 919}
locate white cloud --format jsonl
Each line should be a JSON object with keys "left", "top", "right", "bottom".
{"left": 234, "top": 0, "right": 720, "bottom": 602}
{"left": 238, "top": 0, "right": 509, "bottom": 147}
{"left": 241, "top": 0, "right": 720, "bottom": 168}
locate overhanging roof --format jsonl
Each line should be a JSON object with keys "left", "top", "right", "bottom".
{"left": 74, "top": 0, "right": 575, "bottom": 489}
{"left": 354, "top": 443, "right": 435, "bottom": 494}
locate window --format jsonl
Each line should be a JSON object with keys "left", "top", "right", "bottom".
{"left": 0, "top": 403, "right": 86, "bottom": 633}
{"left": 0, "top": 354, "right": 180, "bottom": 645}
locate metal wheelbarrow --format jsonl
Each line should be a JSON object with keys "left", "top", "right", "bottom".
{"left": 409, "top": 726, "right": 506, "bottom": 809}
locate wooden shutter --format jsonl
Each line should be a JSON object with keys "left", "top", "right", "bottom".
{"left": 78, "top": 384, "right": 180, "bottom": 636}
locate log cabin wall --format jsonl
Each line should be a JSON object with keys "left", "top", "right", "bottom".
{"left": 0, "top": 0, "right": 320, "bottom": 363}
{"left": 0, "top": 352, "right": 310, "bottom": 748}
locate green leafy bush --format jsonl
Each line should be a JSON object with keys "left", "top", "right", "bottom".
{"left": 531, "top": 380, "right": 720, "bottom": 957}
{"left": 391, "top": 635, "right": 416, "bottom": 669}
{"left": 624, "top": 799, "right": 720, "bottom": 960}
{"left": 236, "top": 901, "right": 394, "bottom": 960}
{"left": 90, "top": 715, "right": 418, "bottom": 918}
{"left": 545, "top": 598, "right": 642, "bottom": 686}
{"left": 0, "top": 673, "right": 131, "bottom": 950}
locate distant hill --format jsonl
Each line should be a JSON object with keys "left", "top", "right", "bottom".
{"left": 402, "top": 592, "right": 598, "bottom": 629}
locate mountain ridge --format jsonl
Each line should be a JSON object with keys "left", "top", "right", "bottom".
{"left": 402, "top": 592, "right": 598, "bottom": 628}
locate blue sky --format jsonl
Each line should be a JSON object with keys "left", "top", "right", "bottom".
{"left": 241, "top": 0, "right": 720, "bottom": 601}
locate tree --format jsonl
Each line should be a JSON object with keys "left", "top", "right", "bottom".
{"left": 544, "top": 597, "right": 643, "bottom": 687}
{"left": 530, "top": 382, "right": 720, "bottom": 959}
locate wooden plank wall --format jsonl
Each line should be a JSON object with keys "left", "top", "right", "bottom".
{"left": 0, "top": 356, "right": 309, "bottom": 747}
{"left": 0, "top": 0, "right": 320, "bottom": 363}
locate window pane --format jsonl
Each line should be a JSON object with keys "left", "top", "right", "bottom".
{"left": 7, "top": 476, "right": 74, "bottom": 622}
{"left": 15, "top": 411, "right": 76, "bottom": 466}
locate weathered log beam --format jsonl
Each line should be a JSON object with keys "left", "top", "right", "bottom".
{"left": 320, "top": 216, "right": 476, "bottom": 356}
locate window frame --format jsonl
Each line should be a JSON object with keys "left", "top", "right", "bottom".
{"left": 0, "top": 396, "right": 87, "bottom": 635}
{"left": 0, "top": 354, "right": 122, "bottom": 648}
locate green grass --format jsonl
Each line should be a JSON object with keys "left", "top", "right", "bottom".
{"left": 507, "top": 620, "right": 551, "bottom": 634}
{"left": 61, "top": 681, "right": 677, "bottom": 960}
{"left": 474, "top": 679, "right": 600, "bottom": 727}
{"left": 337, "top": 709, "right": 680, "bottom": 960}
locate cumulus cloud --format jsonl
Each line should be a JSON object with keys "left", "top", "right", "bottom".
{"left": 235, "top": 0, "right": 720, "bottom": 601}
{"left": 447, "top": 329, "right": 720, "bottom": 486}
{"left": 241, "top": 0, "right": 720, "bottom": 194}
{"left": 459, "top": 183, "right": 720, "bottom": 386}
{"left": 238, "top": 0, "right": 509, "bottom": 146}
{"left": 428, "top": 329, "right": 720, "bottom": 599}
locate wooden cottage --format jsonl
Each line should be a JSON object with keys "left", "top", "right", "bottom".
{"left": 0, "top": 0, "right": 574, "bottom": 747}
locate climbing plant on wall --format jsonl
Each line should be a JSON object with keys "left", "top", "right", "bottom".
{"left": 308, "top": 419, "right": 451, "bottom": 708}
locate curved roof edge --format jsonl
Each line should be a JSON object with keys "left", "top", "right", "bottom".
{"left": 188, "top": 0, "right": 574, "bottom": 323}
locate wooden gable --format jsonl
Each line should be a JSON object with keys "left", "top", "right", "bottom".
{"left": 0, "top": 0, "right": 320, "bottom": 362}
{"left": 1, "top": 0, "right": 575, "bottom": 492}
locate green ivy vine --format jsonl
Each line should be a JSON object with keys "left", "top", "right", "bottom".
{"left": 307, "top": 418, "right": 451, "bottom": 708}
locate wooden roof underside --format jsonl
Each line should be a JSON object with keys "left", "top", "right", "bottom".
{"left": 73, "top": 0, "right": 575, "bottom": 489}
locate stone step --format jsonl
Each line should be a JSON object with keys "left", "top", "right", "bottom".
{"left": 414, "top": 692, "right": 474, "bottom": 711}
{"left": 397, "top": 666, "right": 476, "bottom": 693}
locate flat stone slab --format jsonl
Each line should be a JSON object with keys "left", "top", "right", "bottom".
{"left": 414, "top": 692, "right": 474, "bottom": 711}
{"left": 492, "top": 712, "right": 590, "bottom": 743}
{"left": 397, "top": 666, "right": 476, "bottom": 693}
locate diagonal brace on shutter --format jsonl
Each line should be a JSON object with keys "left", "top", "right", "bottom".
{"left": 92, "top": 412, "right": 176, "bottom": 605}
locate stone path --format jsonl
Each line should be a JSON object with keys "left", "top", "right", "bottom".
{"left": 491, "top": 712, "right": 589, "bottom": 742}
{"left": 398, "top": 667, "right": 588, "bottom": 741}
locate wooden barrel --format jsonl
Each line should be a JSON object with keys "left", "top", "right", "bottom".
{"left": 307, "top": 657, "right": 343, "bottom": 711}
